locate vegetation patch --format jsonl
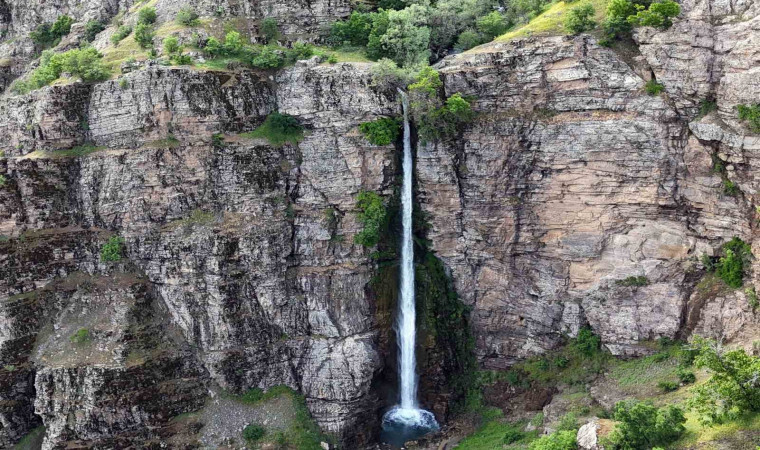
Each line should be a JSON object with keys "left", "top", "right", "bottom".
{"left": 702, "top": 237, "right": 752, "bottom": 289}
{"left": 11, "top": 47, "right": 111, "bottom": 94}
{"left": 100, "top": 236, "right": 125, "bottom": 262}
{"left": 233, "top": 385, "right": 333, "bottom": 449}
{"left": 409, "top": 67, "right": 474, "bottom": 142}
{"left": 616, "top": 275, "right": 649, "bottom": 287}
{"left": 737, "top": 104, "right": 760, "bottom": 133}
{"left": 645, "top": 79, "right": 664, "bottom": 95}
{"left": 70, "top": 328, "right": 91, "bottom": 344}
{"left": 30, "top": 15, "right": 73, "bottom": 49}
{"left": 241, "top": 113, "right": 304, "bottom": 147}
{"left": 359, "top": 117, "right": 401, "bottom": 146}
{"left": 354, "top": 190, "right": 387, "bottom": 248}
{"left": 604, "top": 400, "right": 686, "bottom": 449}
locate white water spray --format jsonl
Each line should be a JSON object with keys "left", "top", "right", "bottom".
{"left": 381, "top": 91, "right": 439, "bottom": 444}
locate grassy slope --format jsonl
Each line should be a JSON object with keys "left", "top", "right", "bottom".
{"left": 495, "top": 0, "right": 610, "bottom": 43}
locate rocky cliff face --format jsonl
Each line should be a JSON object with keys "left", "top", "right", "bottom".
{"left": 0, "top": 60, "right": 399, "bottom": 448}
{"left": 421, "top": 0, "right": 760, "bottom": 369}
{"left": 2, "top": 0, "right": 760, "bottom": 448}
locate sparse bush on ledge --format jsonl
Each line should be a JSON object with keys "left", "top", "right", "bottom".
{"left": 11, "top": 47, "right": 111, "bottom": 94}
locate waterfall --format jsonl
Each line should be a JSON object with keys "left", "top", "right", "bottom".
{"left": 398, "top": 90, "right": 417, "bottom": 410}
{"left": 381, "top": 90, "right": 439, "bottom": 446}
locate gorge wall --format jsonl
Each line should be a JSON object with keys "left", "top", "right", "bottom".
{"left": 1, "top": 0, "right": 759, "bottom": 448}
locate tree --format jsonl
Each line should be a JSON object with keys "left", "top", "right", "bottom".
{"left": 260, "top": 17, "right": 280, "bottom": 43}
{"left": 50, "top": 15, "right": 73, "bottom": 38}
{"left": 137, "top": 7, "right": 157, "bottom": 25}
{"left": 564, "top": 3, "right": 596, "bottom": 34}
{"left": 330, "top": 11, "right": 374, "bottom": 47}
{"left": 628, "top": 1, "right": 680, "bottom": 29}
{"left": 378, "top": 5, "right": 432, "bottom": 67}
{"left": 476, "top": 11, "right": 508, "bottom": 40}
{"left": 134, "top": 23, "right": 154, "bottom": 49}
{"left": 83, "top": 20, "right": 105, "bottom": 42}
{"left": 603, "top": 0, "right": 636, "bottom": 41}
{"left": 163, "top": 36, "right": 181, "bottom": 55}
{"left": 455, "top": 29, "right": 483, "bottom": 51}
{"left": 223, "top": 30, "right": 244, "bottom": 55}
{"left": 607, "top": 400, "right": 686, "bottom": 449}
{"left": 689, "top": 337, "right": 760, "bottom": 425}
{"left": 176, "top": 7, "right": 199, "bottom": 26}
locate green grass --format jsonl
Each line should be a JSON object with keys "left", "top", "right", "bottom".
{"left": 456, "top": 417, "right": 539, "bottom": 450}
{"left": 674, "top": 411, "right": 760, "bottom": 449}
{"left": 240, "top": 116, "right": 304, "bottom": 147}
{"left": 233, "top": 385, "right": 333, "bottom": 450}
{"left": 13, "top": 426, "right": 45, "bottom": 450}
{"left": 494, "top": 0, "right": 610, "bottom": 44}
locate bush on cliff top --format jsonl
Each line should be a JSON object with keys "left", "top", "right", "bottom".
{"left": 564, "top": 3, "right": 596, "bottom": 34}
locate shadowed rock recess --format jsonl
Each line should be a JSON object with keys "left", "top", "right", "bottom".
{"left": 1, "top": 0, "right": 760, "bottom": 448}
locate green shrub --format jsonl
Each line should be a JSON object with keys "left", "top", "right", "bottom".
{"left": 689, "top": 336, "right": 760, "bottom": 424}
{"left": 70, "top": 328, "right": 91, "bottom": 344}
{"left": 645, "top": 79, "right": 664, "bottom": 95}
{"left": 557, "top": 412, "right": 578, "bottom": 431}
{"left": 137, "top": 7, "right": 157, "bottom": 25}
{"left": 359, "top": 117, "right": 401, "bottom": 146}
{"left": 163, "top": 36, "right": 180, "bottom": 55}
{"left": 252, "top": 46, "right": 285, "bottom": 69}
{"left": 101, "top": 236, "right": 125, "bottom": 262}
{"left": 111, "top": 25, "right": 132, "bottom": 45}
{"left": 354, "top": 191, "right": 386, "bottom": 247}
{"left": 261, "top": 17, "right": 280, "bottom": 43}
{"left": 628, "top": 1, "right": 681, "bottom": 29}
{"left": 176, "top": 7, "right": 199, "bottom": 26}
{"left": 455, "top": 29, "right": 483, "bottom": 51}
{"left": 722, "top": 179, "right": 738, "bottom": 196}
{"left": 30, "top": 15, "right": 73, "bottom": 48}
{"left": 676, "top": 367, "right": 696, "bottom": 384}
{"left": 574, "top": 326, "right": 601, "bottom": 357}
{"left": 327, "top": 53, "right": 338, "bottom": 64}
{"left": 528, "top": 430, "right": 577, "bottom": 450}
{"left": 715, "top": 237, "right": 752, "bottom": 288}
{"left": 607, "top": 400, "right": 686, "bottom": 449}
{"left": 564, "top": 3, "right": 596, "bottom": 34}
{"left": 83, "top": 20, "right": 105, "bottom": 42}
{"left": 476, "top": 11, "right": 509, "bottom": 40}
{"left": 243, "top": 113, "right": 303, "bottom": 146}
{"left": 286, "top": 42, "right": 314, "bottom": 62}
{"left": 737, "top": 104, "right": 760, "bottom": 133}
{"left": 0, "top": 175, "right": 6, "bottom": 187}
{"left": 503, "top": 427, "right": 524, "bottom": 444}
{"left": 329, "top": 11, "right": 374, "bottom": 47}
{"left": 242, "top": 423, "right": 266, "bottom": 442}
{"left": 698, "top": 99, "right": 717, "bottom": 118}
{"left": 658, "top": 380, "right": 679, "bottom": 392}
{"left": 616, "top": 275, "right": 649, "bottom": 287}
{"left": 603, "top": 0, "right": 636, "bottom": 40}
{"left": 223, "top": 30, "right": 244, "bottom": 55}
{"left": 12, "top": 47, "right": 111, "bottom": 94}
{"left": 134, "top": 23, "right": 155, "bottom": 49}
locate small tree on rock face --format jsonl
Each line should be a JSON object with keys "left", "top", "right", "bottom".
{"left": 137, "top": 7, "right": 157, "bottom": 25}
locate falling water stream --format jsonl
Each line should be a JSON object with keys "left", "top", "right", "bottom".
{"left": 380, "top": 91, "right": 439, "bottom": 446}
